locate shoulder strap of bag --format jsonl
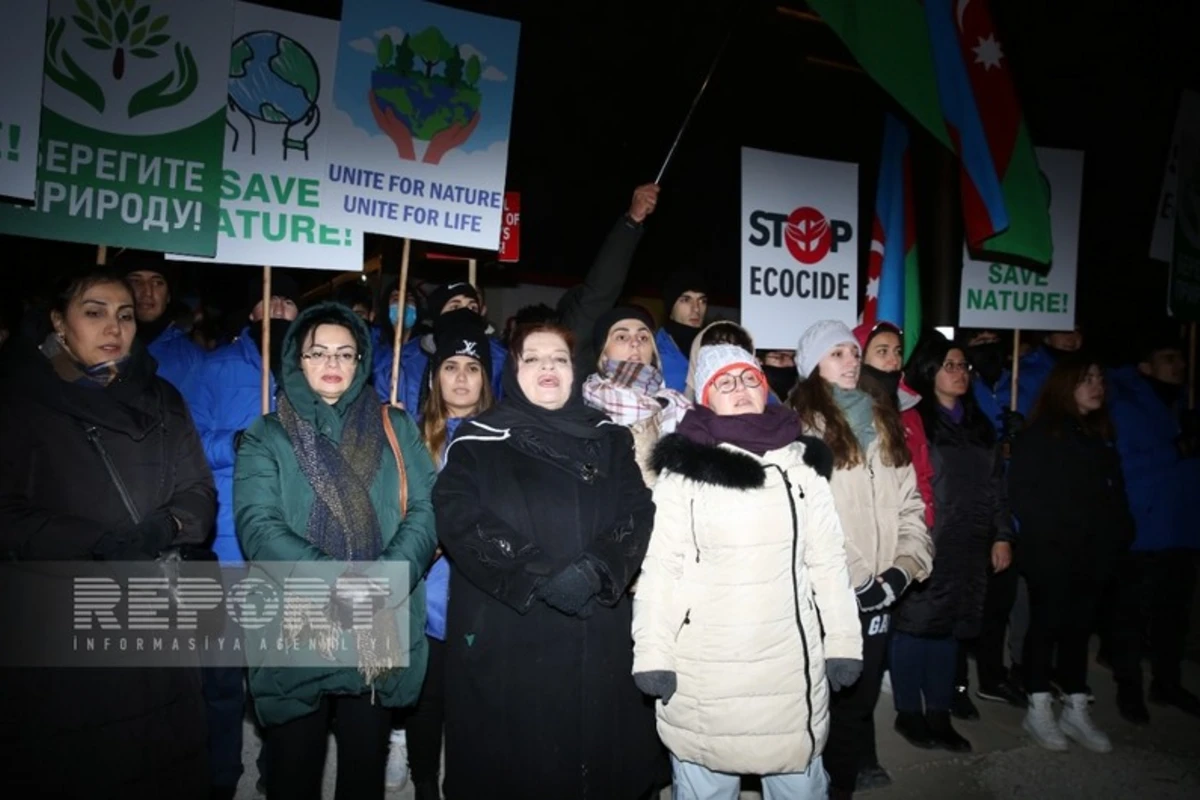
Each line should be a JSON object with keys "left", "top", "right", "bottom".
{"left": 381, "top": 405, "right": 409, "bottom": 520}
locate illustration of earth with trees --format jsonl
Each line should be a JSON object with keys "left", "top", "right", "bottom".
{"left": 369, "top": 26, "right": 483, "bottom": 165}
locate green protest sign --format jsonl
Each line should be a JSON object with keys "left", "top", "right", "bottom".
{"left": 0, "top": 0, "right": 233, "bottom": 256}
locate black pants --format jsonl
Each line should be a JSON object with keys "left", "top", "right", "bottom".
{"left": 825, "top": 610, "right": 890, "bottom": 792}
{"left": 1023, "top": 574, "right": 1100, "bottom": 695}
{"left": 266, "top": 693, "right": 393, "bottom": 800}
{"left": 403, "top": 636, "right": 445, "bottom": 784}
{"left": 1110, "top": 550, "right": 1198, "bottom": 689}
{"left": 958, "top": 565, "right": 1019, "bottom": 689}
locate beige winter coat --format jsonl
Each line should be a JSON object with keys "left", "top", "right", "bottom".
{"left": 632, "top": 433, "right": 863, "bottom": 775}
{"left": 826, "top": 437, "right": 934, "bottom": 591}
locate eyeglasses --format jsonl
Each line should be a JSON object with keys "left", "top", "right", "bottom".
{"left": 712, "top": 370, "right": 763, "bottom": 394}
{"left": 941, "top": 361, "right": 972, "bottom": 374}
{"left": 302, "top": 350, "right": 358, "bottom": 365}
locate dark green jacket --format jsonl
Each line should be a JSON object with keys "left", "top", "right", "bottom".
{"left": 234, "top": 303, "right": 438, "bottom": 727}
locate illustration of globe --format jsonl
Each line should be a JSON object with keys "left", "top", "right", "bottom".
{"left": 228, "top": 31, "right": 319, "bottom": 124}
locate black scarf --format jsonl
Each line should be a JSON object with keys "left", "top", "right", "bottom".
{"left": 861, "top": 363, "right": 902, "bottom": 398}
{"left": 967, "top": 341, "right": 1005, "bottom": 387}
{"left": 664, "top": 318, "right": 701, "bottom": 356}
{"left": 473, "top": 356, "right": 612, "bottom": 440}
{"left": 676, "top": 403, "right": 801, "bottom": 456}
{"left": 278, "top": 389, "right": 385, "bottom": 560}
{"left": 762, "top": 364, "right": 798, "bottom": 401}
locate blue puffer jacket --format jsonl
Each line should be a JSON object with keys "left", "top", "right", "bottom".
{"left": 971, "top": 347, "right": 1056, "bottom": 435}
{"left": 375, "top": 332, "right": 506, "bottom": 411}
{"left": 655, "top": 328, "right": 689, "bottom": 394}
{"left": 183, "top": 330, "right": 276, "bottom": 564}
{"left": 423, "top": 416, "right": 469, "bottom": 641}
{"left": 148, "top": 323, "right": 204, "bottom": 394}
{"left": 1108, "top": 366, "right": 1200, "bottom": 552}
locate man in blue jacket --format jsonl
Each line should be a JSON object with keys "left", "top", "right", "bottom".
{"left": 1107, "top": 330, "right": 1200, "bottom": 723}
{"left": 124, "top": 261, "right": 204, "bottom": 392}
{"left": 654, "top": 269, "right": 709, "bottom": 392}
{"left": 182, "top": 274, "right": 300, "bottom": 798}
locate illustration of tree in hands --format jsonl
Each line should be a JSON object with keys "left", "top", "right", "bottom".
{"left": 46, "top": 0, "right": 198, "bottom": 118}
{"left": 369, "top": 26, "right": 482, "bottom": 164}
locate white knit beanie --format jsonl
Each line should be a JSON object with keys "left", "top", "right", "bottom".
{"left": 796, "top": 320, "right": 858, "bottom": 379}
{"left": 693, "top": 344, "right": 764, "bottom": 406}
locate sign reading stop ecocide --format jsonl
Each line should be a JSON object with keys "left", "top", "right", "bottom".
{"left": 740, "top": 147, "right": 859, "bottom": 350}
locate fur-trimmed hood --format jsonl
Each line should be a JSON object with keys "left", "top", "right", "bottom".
{"left": 651, "top": 432, "right": 833, "bottom": 490}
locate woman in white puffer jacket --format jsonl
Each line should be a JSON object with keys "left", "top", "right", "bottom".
{"left": 632, "top": 344, "right": 863, "bottom": 800}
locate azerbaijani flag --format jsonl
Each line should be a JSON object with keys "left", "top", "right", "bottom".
{"left": 864, "top": 113, "right": 922, "bottom": 360}
{"left": 807, "top": 0, "right": 1052, "bottom": 267}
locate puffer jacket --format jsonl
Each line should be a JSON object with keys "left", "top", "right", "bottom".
{"left": 899, "top": 381, "right": 936, "bottom": 528}
{"left": 819, "top": 433, "right": 934, "bottom": 591}
{"left": 632, "top": 433, "right": 862, "bottom": 775}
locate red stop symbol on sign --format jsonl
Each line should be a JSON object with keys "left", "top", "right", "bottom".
{"left": 784, "top": 207, "right": 832, "bottom": 265}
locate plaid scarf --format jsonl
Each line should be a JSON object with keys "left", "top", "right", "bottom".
{"left": 583, "top": 359, "right": 692, "bottom": 433}
{"left": 41, "top": 333, "right": 129, "bottom": 388}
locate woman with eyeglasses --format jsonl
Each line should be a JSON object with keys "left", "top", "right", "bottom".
{"left": 234, "top": 302, "right": 438, "bottom": 799}
{"left": 1008, "top": 354, "right": 1132, "bottom": 753}
{"left": 787, "top": 321, "right": 933, "bottom": 798}
{"left": 583, "top": 307, "right": 691, "bottom": 485}
{"left": 433, "top": 322, "right": 664, "bottom": 800}
{"left": 888, "top": 332, "right": 1013, "bottom": 756}
{"left": 634, "top": 344, "right": 862, "bottom": 799}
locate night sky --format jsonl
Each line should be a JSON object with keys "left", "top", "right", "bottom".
{"left": 7, "top": 0, "right": 1200, "bottom": 359}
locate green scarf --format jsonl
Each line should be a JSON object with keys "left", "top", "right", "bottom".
{"left": 832, "top": 385, "right": 876, "bottom": 454}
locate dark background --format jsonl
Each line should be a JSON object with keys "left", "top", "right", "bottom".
{"left": 6, "top": 0, "right": 1200, "bottom": 358}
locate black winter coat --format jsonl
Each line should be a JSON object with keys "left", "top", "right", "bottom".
{"left": 1008, "top": 418, "right": 1135, "bottom": 584}
{"left": 893, "top": 407, "right": 1011, "bottom": 640}
{"left": 0, "top": 338, "right": 215, "bottom": 799}
{"left": 434, "top": 419, "right": 665, "bottom": 800}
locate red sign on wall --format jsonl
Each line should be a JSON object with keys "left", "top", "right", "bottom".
{"left": 500, "top": 192, "right": 520, "bottom": 262}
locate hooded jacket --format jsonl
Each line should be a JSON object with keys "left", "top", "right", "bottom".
{"left": 233, "top": 303, "right": 438, "bottom": 727}
{"left": 633, "top": 433, "right": 861, "bottom": 775}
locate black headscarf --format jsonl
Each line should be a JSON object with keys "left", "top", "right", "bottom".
{"left": 473, "top": 354, "right": 612, "bottom": 440}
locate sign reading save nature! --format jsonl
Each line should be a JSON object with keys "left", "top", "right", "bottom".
{"left": 0, "top": 1, "right": 50, "bottom": 201}
{"left": 958, "top": 147, "right": 1083, "bottom": 331}
{"left": 170, "top": 2, "right": 358, "bottom": 270}
{"left": 321, "top": 0, "right": 520, "bottom": 250}
{"left": 0, "top": 0, "right": 232, "bottom": 256}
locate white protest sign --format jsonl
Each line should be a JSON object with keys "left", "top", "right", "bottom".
{"left": 321, "top": 0, "right": 521, "bottom": 249}
{"left": 170, "top": 2, "right": 358, "bottom": 270}
{"left": 959, "top": 147, "right": 1082, "bottom": 331}
{"left": 1151, "top": 90, "right": 1200, "bottom": 264}
{"left": 0, "top": 0, "right": 50, "bottom": 200}
{"left": 741, "top": 146, "right": 858, "bottom": 350}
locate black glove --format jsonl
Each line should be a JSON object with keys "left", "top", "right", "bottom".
{"left": 856, "top": 567, "right": 909, "bottom": 612}
{"left": 999, "top": 408, "right": 1025, "bottom": 441}
{"left": 539, "top": 557, "right": 602, "bottom": 616}
{"left": 633, "top": 670, "right": 677, "bottom": 704}
{"left": 826, "top": 658, "right": 863, "bottom": 691}
{"left": 92, "top": 511, "right": 177, "bottom": 561}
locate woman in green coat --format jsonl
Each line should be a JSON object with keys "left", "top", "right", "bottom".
{"left": 234, "top": 302, "right": 438, "bottom": 799}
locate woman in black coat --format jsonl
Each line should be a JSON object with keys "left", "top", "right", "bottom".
{"left": 889, "top": 334, "right": 1012, "bottom": 754}
{"left": 434, "top": 321, "right": 665, "bottom": 800}
{"left": 0, "top": 271, "right": 215, "bottom": 799}
{"left": 1009, "top": 354, "right": 1133, "bottom": 754}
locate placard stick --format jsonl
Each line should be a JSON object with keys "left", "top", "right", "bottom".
{"left": 1189, "top": 321, "right": 1197, "bottom": 411}
{"left": 96, "top": 245, "right": 107, "bottom": 266}
{"left": 261, "top": 265, "right": 272, "bottom": 415}
{"left": 389, "top": 238, "right": 412, "bottom": 407}
{"left": 1009, "top": 329, "right": 1021, "bottom": 412}
{"left": 468, "top": 258, "right": 477, "bottom": 287}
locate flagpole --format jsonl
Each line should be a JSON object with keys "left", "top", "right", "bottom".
{"left": 654, "top": 24, "right": 736, "bottom": 184}
{"left": 1009, "top": 329, "right": 1021, "bottom": 412}
{"left": 389, "top": 238, "right": 412, "bottom": 408}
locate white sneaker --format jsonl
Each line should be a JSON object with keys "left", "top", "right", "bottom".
{"left": 1060, "top": 693, "right": 1112, "bottom": 753}
{"left": 1023, "top": 692, "right": 1069, "bottom": 751}
{"left": 385, "top": 728, "right": 409, "bottom": 789}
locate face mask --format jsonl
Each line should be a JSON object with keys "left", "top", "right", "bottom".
{"left": 860, "top": 363, "right": 902, "bottom": 397}
{"left": 762, "top": 364, "right": 798, "bottom": 400}
{"left": 967, "top": 341, "right": 1005, "bottom": 386}
{"left": 389, "top": 304, "right": 418, "bottom": 330}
